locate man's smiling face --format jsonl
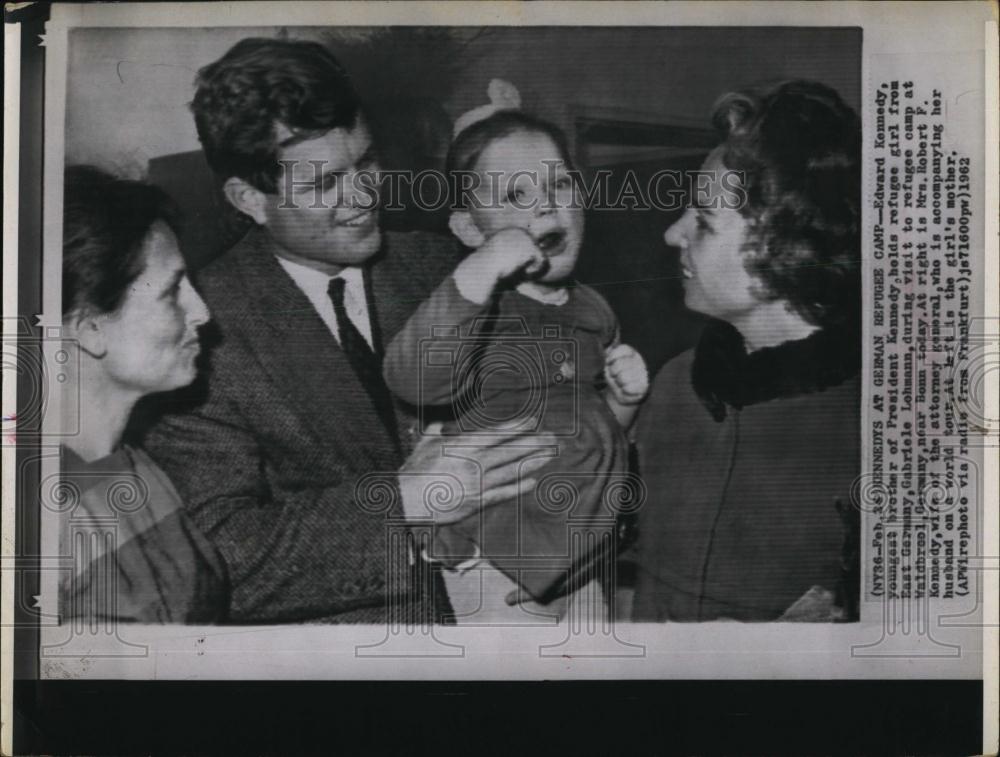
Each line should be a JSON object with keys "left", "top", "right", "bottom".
{"left": 261, "top": 118, "right": 382, "bottom": 274}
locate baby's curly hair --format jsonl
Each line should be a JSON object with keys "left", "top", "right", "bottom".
{"left": 446, "top": 110, "right": 574, "bottom": 209}
{"left": 714, "top": 80, "right": 861, "bottom": 329}
{"left": 191, "top": 38, "right": 362, "bottom": 194}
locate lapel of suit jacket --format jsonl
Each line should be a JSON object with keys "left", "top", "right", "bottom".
{"left": 230, "top": 228, "right": 400, "bottom": 468}
{"left": 369, "top": 232, "right": 420, "bottom": 349}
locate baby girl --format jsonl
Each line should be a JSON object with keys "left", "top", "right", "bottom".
{"left": 384, "top": 85, "right": 648, "bottom": 616}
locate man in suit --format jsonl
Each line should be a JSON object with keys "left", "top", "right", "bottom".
{"left": 144, "top": 38, "right": 549, "bottom": 623}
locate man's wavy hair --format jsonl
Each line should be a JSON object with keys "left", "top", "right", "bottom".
{"left": 713, "top": 80, "right": 861, "bottom": 329}
{"left": 191, "top": 37, "right": 362, "bottom": 194}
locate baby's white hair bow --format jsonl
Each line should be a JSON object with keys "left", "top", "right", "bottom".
{"left": 452, "top": 78, "right": 522, "bottom": 138}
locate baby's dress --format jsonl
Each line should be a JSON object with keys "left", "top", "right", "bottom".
{"left": 384, "top": 275, "right": 628, "bottom": 607}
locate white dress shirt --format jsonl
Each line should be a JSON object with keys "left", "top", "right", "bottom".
{"left": 275, "top": 256, "right": 374, "bottom": 349}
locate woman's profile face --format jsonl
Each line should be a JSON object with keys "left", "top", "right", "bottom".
{"left": 664, "top": 148, "right": 766, "bottom": 323}
{"left": 98, "top": 222, "right": 210, "bottom": 396}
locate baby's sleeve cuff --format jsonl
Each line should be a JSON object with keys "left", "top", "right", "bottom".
{"left": 420, "top": 542, "right": 482, "bottom": 574}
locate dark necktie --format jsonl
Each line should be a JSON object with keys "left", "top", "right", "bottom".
{"left": 327, "top": 276, "right": 400, "bottom": 455}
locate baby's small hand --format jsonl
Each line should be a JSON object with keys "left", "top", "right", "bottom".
{"left": 604, "top": 343, "right": 649, "bottom": 406}
{"left": 453, "top": 228, "right": 546, "bottom": 304}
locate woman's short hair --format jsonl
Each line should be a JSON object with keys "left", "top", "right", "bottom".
{"left": 446, "top": 110, "right": 574, "bottom": 209}
{"left": 62, "top": 165, "right": 179, "bottom": 316}
{"left": 191, "top": 37, "right": 362, "bottom": 194}
{"left": 713, "top": 80, "right": 861, "bottom": 328}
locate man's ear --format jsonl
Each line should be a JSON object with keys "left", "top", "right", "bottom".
{"left": 223, "top": 177, "right": 269, "bottom": 226}
{"left": 448, "top": 211, "right": 485, "bottom": 249}
{"left": 64, "top": 309, "right": 108, "bottom": 359}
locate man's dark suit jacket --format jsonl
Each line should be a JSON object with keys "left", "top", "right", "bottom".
{"left": 143, "top": 226, "right": 461, "bottom": 623}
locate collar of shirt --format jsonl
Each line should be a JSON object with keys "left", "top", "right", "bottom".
{"left": 515, "top": 280, "right": 570, "bottom": 306}
{"left": 275, "top": 255, "right": 374, "bottom": 348}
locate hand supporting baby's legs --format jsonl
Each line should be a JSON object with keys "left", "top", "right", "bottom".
{"left": 442, "top": 561, "right": 606, "bottom": 625}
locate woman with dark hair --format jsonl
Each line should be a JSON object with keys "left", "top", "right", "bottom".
{"left": 632, "top": 80, "right": 862, "bottom": 622}
{"left": 59, "top": 165, "right": 227, "bottom": 623}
